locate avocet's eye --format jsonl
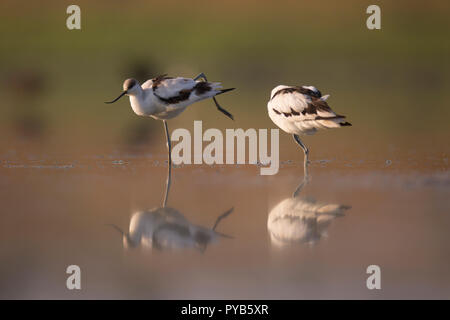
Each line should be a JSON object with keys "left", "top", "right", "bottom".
{"left": 127, "top": 79, "right": 136, "bottom": 90}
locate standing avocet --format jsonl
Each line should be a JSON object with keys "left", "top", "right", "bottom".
{"left": 105, "top": 73, "right": 234, "bottom": 168}
{"left": 267, "top": 85, "right": 351, "bottom": 175}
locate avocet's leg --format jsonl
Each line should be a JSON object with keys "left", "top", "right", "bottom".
{"left": 212, "top": 207, "right": 234, "bottom": 232}
{"left": 193, "top": 72, "right": 207, "bottom": 82}
{"left": 162, "top": 120, "right": 172, "bottom": 207}
{"left": 201, "top": 207, "right": 234, "bottom": 254}
{"left": 292, "top": 175, "right": 309, "bottom": 198}
{"left": 193, "top": 72, "right": 234, "bottom": 120}
{"left": 293, "top": 134, "right": 310, "bottom": 179}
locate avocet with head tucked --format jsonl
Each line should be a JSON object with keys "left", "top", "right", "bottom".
{"left": 267, "top": 177, "right": 350, "bottom": 247}
{"left": 267, "top": 85, "right": 351, "bottom": 175}
{"left": 105, "top": 73, "right": 234, "bottom": 169}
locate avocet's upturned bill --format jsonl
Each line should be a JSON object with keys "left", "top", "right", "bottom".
{"left": 267, "top": 85, "right": 351, "bottom": 175}
{"left": 105, "top": 73, "right": 235, "bottom": 171}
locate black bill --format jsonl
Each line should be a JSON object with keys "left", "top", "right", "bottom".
{"left": 105, "top": 91, "right": 127, "bottom": 104}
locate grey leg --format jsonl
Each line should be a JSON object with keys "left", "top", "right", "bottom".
{"left": 162, "top": 120, "right": 172, "bottom": 208}
{"left": 198, "top": 206, "right": 234, "bottom": 254}
{"left": 292, "top": 176, "right": 308, "bottom": 198}
{"left": 193, "top": 72, "right": 207, "bottom": 81}
{"left": 293, "top": 134, "right": 310, "bottom": 180}
{"left": 193, "top": 72, "right": 234, "bottom": 120}
{"left": 212, "top": 207, "right": 234, "bottom": 232}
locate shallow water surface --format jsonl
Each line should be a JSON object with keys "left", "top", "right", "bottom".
{"left": 0, "top": 151, "right": 449, "bottom": 299}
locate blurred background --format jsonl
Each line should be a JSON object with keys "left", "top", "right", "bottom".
{"left": 0, "top": 0, "right": 449, "bottom": 158}
{"left": 0, "top": 0, "right": 449, "bottom": 299}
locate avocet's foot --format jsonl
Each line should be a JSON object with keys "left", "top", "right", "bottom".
{"left": 193, "top": 72, "right": 234, "bottom": 120}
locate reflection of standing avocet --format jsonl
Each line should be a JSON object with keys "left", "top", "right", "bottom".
{"left": 109, "top": 207, "right": 233, "bottom": 252}
{"left": 108, "top": 154, "right": 234, "bottom": 252}
{"left": 267, "top": 178, "right": 350, "bottom": 246}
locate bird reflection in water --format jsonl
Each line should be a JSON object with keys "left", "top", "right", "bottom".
{"left": 109, "top": 158, "right": 234, "bottom": 252}
{"left": 267, "top": 177, "right": 350, "bottom": 247}
{"left": 110, "top": 207, "right": 233, "bottom": 252}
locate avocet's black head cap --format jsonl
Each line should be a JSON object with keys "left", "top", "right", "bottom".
{"left": 105, "top": 78, "right": 139, "bottom": 104}
{"left": 123, "top": 78, "right": 138, "bottom": 91}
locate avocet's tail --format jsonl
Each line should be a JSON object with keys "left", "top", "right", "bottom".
{"left": 314, "top": 115, "right": 352, "bottom": 129}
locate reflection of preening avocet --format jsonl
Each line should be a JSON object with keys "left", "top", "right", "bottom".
{"left": 267, "top": 179, "right": 350, "bottom": 246}
{"left": 109, "top": 207, "right": 233, "bottom": 252}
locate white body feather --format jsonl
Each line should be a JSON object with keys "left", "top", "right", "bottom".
{"left": 125, "top": 208, "right": 221, "bottom": 251}
{"left": 129, "top": 77, "right": 224, "bottom": 120}
{"left": 267, "top": 85, "right": 348, "bottom": 136}
{"left": 267, "top": 196, "right": 349, "bottom": 246}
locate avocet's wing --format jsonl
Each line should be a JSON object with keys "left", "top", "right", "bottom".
{"left": 151, "top": 223, "right": 195, "bottom": 250}
{"left": 268, "top": 85, "right": 339, "bottom": 120}
{"left": 145, "top": 75, "right": 221, "bottom": 105}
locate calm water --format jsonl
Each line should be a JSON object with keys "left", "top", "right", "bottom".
{"left": 0, "top": 150, "right": 449, "bottom": 299}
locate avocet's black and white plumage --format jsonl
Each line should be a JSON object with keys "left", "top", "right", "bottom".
{"left": 267, "top": 85, "right": 351, "bottom": 173}
{"left": 106, "top": 74, "right": 235, "bottom": 120}
{"left": 105, "top": 73, "right": 234, "bottom": 169}
{"left": 267, "top": 176, "right": 350, "bottom": 247}
{"left": 267, "top": 189, "right": 350, "bottom": 246}
{"left": 109, "top": 206, "right": 233, "bottom": 252}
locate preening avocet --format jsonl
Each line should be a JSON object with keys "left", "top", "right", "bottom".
{"left": 105, "top": 73, "right": 235, "bottom": 168}
{"left": 267, "top": 85, "right": 351, "bottom": 175}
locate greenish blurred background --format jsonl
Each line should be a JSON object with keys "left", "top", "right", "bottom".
{"left": 0, "top": 0, "right": 449, "bottom": 157}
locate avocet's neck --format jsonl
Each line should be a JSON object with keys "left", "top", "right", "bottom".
{"left": 128, "top": 86, "right": 154, "bottom": 116}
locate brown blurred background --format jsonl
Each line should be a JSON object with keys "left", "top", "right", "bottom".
{"left": 0, "top": 0, "right": 448, "bottom": 160}
{"left": 0, "top": 0, "right": 449, "bottom": 299}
